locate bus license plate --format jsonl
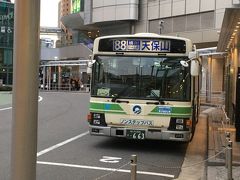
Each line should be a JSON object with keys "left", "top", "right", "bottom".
{"left": 126, "top": 130, "right": 145, "bottom": 140}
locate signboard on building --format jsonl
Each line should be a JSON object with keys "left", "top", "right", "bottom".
{"left": 71, "top": 0, "right": 84, "bottom": 13}
{"left": 0, "top": 2, "right": 14, "bottom": 48}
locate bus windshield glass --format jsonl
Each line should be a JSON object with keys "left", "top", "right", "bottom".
{"left": 91, "top": 56, "right": 190, "bottom": 101}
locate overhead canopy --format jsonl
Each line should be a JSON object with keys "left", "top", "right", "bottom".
{"left": 61, "top": 13, "right": 96, "bottom": 31}
{"left": 217, "top": 8, "right": 240, "bottom": 52}
{"left": 40, "top": 60, "right": 89, "bottom": 67}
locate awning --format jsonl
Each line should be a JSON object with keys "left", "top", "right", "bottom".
{"left": 40, "top": 60, "right": 89, "bottom": 67}
{"left": 217, "top": 8, "right": 240, "bottom": 52}
{"left": 61, "top": 13, "right": 96, "bottom": 31}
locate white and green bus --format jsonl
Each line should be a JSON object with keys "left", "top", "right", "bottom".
{"left": 87, "top": 33, "right": 200, "bottom": 142}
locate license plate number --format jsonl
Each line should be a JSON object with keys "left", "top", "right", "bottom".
{"left": 126, "top": 130, "right": 145, "bottom": 140}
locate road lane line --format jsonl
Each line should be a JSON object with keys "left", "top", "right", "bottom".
{"left": 38, "top": 96, "right": 43, "bottom": 102}
{"left": 37, "top": 131, "right": 89, "bottom": 157}
{"left": 0, "top": 95, "right": 43, "bottom": 111}
{"left": 37, "top": 161, "right": 175, "bottom": 178}
{"left": 0, "top": 107, "right": 12, "bottom": 111}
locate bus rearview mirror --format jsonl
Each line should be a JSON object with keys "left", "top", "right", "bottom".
{"left": 87, "top": 60, "right": 96, "bottom": 74}
{"left": 190, "top": 59, "right": 200, "bottom": 76}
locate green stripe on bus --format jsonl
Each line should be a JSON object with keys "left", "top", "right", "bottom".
{"left": 90, "top": 102, "right": 125, "bottom": 112}
{"left": 90, "top": 109, "right": 126, "bottom": 114}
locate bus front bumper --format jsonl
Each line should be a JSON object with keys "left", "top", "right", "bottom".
{"left": 89, "top": 125, "right": 191, "bottom": 142}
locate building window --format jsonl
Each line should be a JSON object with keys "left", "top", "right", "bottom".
{"left": 149, "top": 11, "right": 214, "bottom": 34}
{"left": 201, "top": 11, "right": 214, "bottom": 29}
{"left": 186, "top": 14, "right": 200, "bottom": 31}
{"left": 172, "top": 16, "right": 186, "bottom": 33}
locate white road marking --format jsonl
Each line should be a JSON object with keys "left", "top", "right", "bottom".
{"left": 37, "top": 161, "right": 175, "bottom": 178}
{"left": 100, "top": 156, "right": 122, "bottom": 163}
{"left": 0, "top": 107, "right": 12, "bottom": 111}
{"left": 38, "top": 96, "right": 43, "bottom": 102}
{"left": 0, "top": 95, "right": 43, "bottom": 111}
{"left": 37, "top": 131, "right": 89, "bottom": 157}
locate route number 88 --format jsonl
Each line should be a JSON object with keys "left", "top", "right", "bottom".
{"left": 114, "top": 40, "right": 127, "bottom": 51}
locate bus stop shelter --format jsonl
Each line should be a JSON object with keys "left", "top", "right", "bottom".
{"left": 40, "top": 59, "right": 90, "bottom": 91}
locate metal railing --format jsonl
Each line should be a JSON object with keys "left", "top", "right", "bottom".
{"left": 200, "top": 90, "right": 225, "bottom": 107}
{"left": 39, "top": 83, "right": 90, "bottom": 93}
{"left": 93, "top": 149, "right": 236, "bottom": 180}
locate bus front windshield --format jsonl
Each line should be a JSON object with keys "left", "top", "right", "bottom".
{"left": 91, "top": 56, "right": 190, "bottom": 101}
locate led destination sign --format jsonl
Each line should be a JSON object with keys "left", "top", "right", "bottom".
{"left": 98, "top": 38, "right": 186, "bottom": 53}
{"left": 113, "top": 39, "right": 170, "bottom": 52}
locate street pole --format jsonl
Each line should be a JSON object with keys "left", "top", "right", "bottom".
{"left": 43, "top": 66, "right": 46, "bottom": 90}
{"left": 131, "top": 155, "right": 137, "bottom": 180}
{"left": 11, "top": 0, "right": 40, "bottom": 180}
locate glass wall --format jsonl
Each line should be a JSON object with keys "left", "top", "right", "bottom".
{"left": 0, "top": 2, "right": 14, "bottom": 85}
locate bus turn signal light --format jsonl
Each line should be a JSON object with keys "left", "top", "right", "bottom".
{"left": 87, "top": 113, "right": 92, "bottom": 123}
{"left": 186, "top": 119, "right": 192, "bottom": 127}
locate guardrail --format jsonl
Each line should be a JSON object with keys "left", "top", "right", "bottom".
{"left": 221, "top": 107, "right": 233, "bottom": 180}
{"left": 200, "top": 90, "right": 225, "bottom": 107}
{"left": 93, "top": 149, "right": 236, "bottom": 180}
{"left": 39, "top": 84, "right": 90, "bottom": 93}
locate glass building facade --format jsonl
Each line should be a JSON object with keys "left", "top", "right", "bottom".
{"left": 0, "top": 1, "right": 14, "bottom": 85}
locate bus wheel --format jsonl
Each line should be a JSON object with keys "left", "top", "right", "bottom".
{"left": 189, "top": 127, "right": 195, "bottom": 142}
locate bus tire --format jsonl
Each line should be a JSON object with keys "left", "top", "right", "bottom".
{"left": 189, "top": 107, "right": 197, "bottom": 142}
{"left": 195, "top": 105, "right": 199, "bottom": 124}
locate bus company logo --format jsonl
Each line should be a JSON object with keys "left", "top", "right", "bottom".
{"left": 133, "top": 105, "right": 141, "bottom": 115}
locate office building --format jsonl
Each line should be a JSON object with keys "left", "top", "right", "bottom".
{"left": 0, "top": 1, "right": 14, "bottom": 85}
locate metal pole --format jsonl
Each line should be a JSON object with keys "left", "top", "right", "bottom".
{"left": 43, "top": 66, "right": 46, "bottom": 90}
{"left": 227, "top": 141, "right": 233, "bottom": 180}
{"left": 131, "top": 155, "right": 137, "bottom": 180}
{"left": 58, "top": 66, "right": 61, "bottom": 90}
{"left": 11, "top": 0, "right": 40, "bottom": 180}
{"left": 225, "top": 132, "right": 230, "bottom": 168}
{"left": 47, "top": 67, "right": 49, "bottom": 90}
{"left": 49, "top": 67, "right": 51, "bottom": 90}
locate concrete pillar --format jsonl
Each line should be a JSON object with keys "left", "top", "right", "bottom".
{"left": 11, "top": 0, "right": 40, "bottom": 180}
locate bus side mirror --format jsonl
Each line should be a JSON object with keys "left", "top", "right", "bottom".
{"left": 87, "top": 66, "right": 92, "bottom": 74}
{"left": 190, "top": 59, "right": 200, "bottom": 76}
{"left": 188, "top": 49, "right": 200, "bottom": 76}
{"left": 87, "top": 59, "right": 96, "bottom": 74}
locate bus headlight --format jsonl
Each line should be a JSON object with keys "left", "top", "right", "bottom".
{"left": 176, "top": 124, "right": 184, "bottom": 130}
{"left": 89, "top": 112, "right": 107, "bottom": 126}
{"left": 176, "top": 118, "right": 184, "bottom": 124}
{"left": 168, "top": 118, "right": 190, "bottom": 131}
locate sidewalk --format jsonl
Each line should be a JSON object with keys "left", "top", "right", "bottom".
{"left": 0, "top": 91, "right": 12, "bottom": 106}
{"left": 204, "top": 107, "right": 240, "bottom": 180}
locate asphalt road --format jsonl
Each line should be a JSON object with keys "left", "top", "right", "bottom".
{"left": 0, "top": 92, "right": 205, "bottom": 180}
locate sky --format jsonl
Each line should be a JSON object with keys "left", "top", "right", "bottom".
{"left": 40, "top": 0, "right": 60, "bottom": 27}
{"left": 11, "top": 0, "right": 60, "bottom": 27}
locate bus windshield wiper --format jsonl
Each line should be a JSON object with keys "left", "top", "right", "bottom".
{"left": 111, "top": 86, "right": 131, "bottom": 102}
{"left": 146, "top": 90, "right": 165, "bottom": 105}
{"left": 146, "top": 100, "right": 165, "bottom": 105}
